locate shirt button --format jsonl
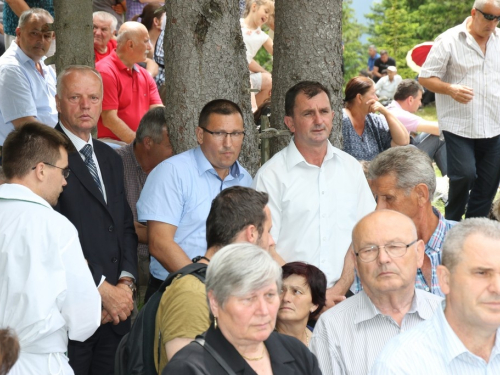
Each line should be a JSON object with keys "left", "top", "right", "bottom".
{"left": 111, "top": 257, "right": 118, "bottom": 263}
{"left": 108, "top": 225, "right": 114, "bottom": 232}
{"left": 322, "top": 191, "right": 325, "bottom": 195}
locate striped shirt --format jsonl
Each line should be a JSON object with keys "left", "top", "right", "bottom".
{"left": 420, "top": 17, "right": 500, "bottom": 138}
{"left": 354, "top": 207, "right": 456, "bottom": 297}
{"left": 310, "top": 289, "right": 442, "bottom": 375}
{"left": 370, "top": 305, "right": 500, "bottom": 374}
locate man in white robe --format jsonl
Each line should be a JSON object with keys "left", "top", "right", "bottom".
{"left": 0, "top": 123, "right": 101, "bottom": 375}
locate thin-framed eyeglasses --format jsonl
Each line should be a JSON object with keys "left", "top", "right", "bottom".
{"left": 32, "top": 162, "right": 71, "bottom": 179}
{"left": 355, "top": 239, "right": 418, "bottom": 263}
{"left": 475, "top": 8, "right": 500, "bottom": 22}
{"left": 201, "top": 127, "right": 245, "bottom": 140}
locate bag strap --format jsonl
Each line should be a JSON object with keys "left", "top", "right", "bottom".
{"left": 194, "top": 336, "right": 237, "bottom": 375}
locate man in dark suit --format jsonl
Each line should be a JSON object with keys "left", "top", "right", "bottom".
{"left": 54, "top": 65, "right": 138, "bottom": 375}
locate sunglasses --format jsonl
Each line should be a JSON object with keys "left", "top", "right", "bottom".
{"left": 475, "top": 8, "right": 500, "bottom": 22}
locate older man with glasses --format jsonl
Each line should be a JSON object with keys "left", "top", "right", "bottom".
{"left": 419, "top": 0, "right": 500, "bottom": 221}
{"left": 310, "top": 210, "right": 443, "bottom": 375}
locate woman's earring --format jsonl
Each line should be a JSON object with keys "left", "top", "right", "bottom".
{"left": 214, "top": 316, "right": 218, "bottom": 330}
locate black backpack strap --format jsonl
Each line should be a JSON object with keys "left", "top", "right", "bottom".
{"left": 194, "top": 336, "right": 237, "bottom": 375}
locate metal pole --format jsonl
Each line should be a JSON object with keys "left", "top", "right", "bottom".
{"left": 260, "top": 115, "right": 270, "bottom": 165}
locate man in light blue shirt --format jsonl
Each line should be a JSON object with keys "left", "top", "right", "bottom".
{"left": 0, "top": 8, "right": 57, "bottom": 146}
{"left": 137, "top": 99, "right": 252, "bottom": 301}
{"left": 370, "top": 218, "right": 500, "bottom": 374}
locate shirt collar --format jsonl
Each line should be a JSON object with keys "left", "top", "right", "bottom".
{"left": 127, "top": 141, "right": 142, "bottom": 171}
{"left": 354, "top": 289, "right": 431, "bottom": 324}
{"left": 426, "top": 207, "right": 452, "bottom": 253}
{"left": 285, "top": 137, "right": 341, "bottom": 171}
{"left": 12, "top": 41, "right": 49, "bottom": 70}
{"left": 0, "top": 183, "right": 52, "bottom": 209}
{"left": 59, "top": 122, "right": 94, "bottom": 153}
{"left": 193, "top": 146, "right": 242, "bottom": 180}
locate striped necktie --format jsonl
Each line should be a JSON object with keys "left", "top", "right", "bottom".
{"left": 80, "top": 144, "right": 104, "bottom": 196}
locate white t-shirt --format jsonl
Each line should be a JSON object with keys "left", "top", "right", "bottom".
{"left": 240, "top": 18, "right": 270, "bottom": 63}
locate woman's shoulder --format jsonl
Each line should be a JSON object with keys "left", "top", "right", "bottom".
{"left": 267, "top": 332, "right": 321, "bottom": 374}
{"left": 162, "top": 341, "right": 207, "bottom": 375}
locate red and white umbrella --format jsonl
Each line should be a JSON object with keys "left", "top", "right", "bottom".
{"left": 406, "top": 42, "right": 434, "bottom": 74}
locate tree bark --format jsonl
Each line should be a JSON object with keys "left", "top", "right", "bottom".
{"left": 271, "top": 0, "right": 344, "bottom": 154}
{"left": 52, "top": 0, "right": 94, "bottom": 73}
{"left": 163, "top": 0, "right": 259, "bottom": 175}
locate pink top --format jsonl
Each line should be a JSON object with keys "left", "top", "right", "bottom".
{"left": 386, "top": 100, "right": 422, "bottom": 133}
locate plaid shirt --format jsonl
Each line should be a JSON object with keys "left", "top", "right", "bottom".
{"left": 154, "top": 28, "right": 165, "bottom": 89}
{"left": 125, "top": 0, "right": 145, "bottom": 21}
{"left": 353, "top": 207, "right": 456, "bottom": 297}
{"left": 3, "top": 0, "right": 54, "bottom": 35}
{"left": 115, "top": 142, "right": 149, "bottom": 257}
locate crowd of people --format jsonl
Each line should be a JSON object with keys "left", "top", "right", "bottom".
{"left": 1, "top": 0, "right": 500, "bottom": 374}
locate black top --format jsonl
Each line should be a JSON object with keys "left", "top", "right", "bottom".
{"left": 163, "top": 325, "right": 322, "bottom": 375}
{"left": 374, "top": 56, "right": 396, "bottom": 75}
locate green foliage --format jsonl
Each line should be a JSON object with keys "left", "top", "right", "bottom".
{"left": 415, "top": 0, "right": 470, "bottom": 41}
{"left": 342, "top": 0, "right": 366, "bottom": 82}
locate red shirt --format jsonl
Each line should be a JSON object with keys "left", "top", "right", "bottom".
{"left": 96, "top": 51, "right": 162, "bottom": 141}
{"left": 94, "top": 39, "right": 117, "bottom": 63}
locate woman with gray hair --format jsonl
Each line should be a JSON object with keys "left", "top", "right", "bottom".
{"left": 163, "top": 243, "right": 321, "bottom": 375}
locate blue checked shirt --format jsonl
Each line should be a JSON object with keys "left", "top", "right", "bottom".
{"left": 353, "top": 207, "right": 456, "bottom": 297}
{"left": 154, "top": 28, "right": 165, "bottom": 89}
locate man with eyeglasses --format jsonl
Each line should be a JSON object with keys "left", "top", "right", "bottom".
{"left": 0, "top": 8, "right": 58, "bottom": 149}
{"left": 371, "top": 218, "right": 500, "bottom": 374}
{"left": 310, "top": 210, "right": 442, "bottom": 375}
{"left": 137, "top": 99, "right": 253, "bottom": 301}
{"left": 0, "top": 122, "right": 101, "bottom": 375}
{"left": 253, "top": 81, "right": 375, "bottom": 310}
{"left": 419, "top": 0, "right": 500, "bottom": 221}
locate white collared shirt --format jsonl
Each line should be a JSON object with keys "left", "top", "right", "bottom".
{"left": 311, "top": 289, "right": 442, "bottom": 375}
{"left": 420, "top": 17, "right": 500, "bottom": 138}
{"left": 253, "top": 139, "right": 375, "bottom": 286}
{"left": 60, "top": 122, "right": 107, "bottom": 202}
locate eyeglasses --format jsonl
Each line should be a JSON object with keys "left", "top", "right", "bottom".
{"left": 475, "top": 8, "right": 500, "bottom": 22}
{"left": 32, "top": 162, "right": 71, "bottom": 179}
{"left": 201, "top": 127, "right": 246, "bottom": 141}
{"left": 355, "top": 239, "right": 418, "bottom": 263}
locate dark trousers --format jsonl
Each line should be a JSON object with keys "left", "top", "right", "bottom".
{"left": 443, "top": 131, "right": 500, "bottom": 220}
{"left": 68, "top": 323, "right": 124, "bottom": 375}
{"left": 144, "top": 273, "right": 164, "bottom": 303}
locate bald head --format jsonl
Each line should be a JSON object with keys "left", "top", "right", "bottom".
{"left": 115, "top": 21, "right": 152, "bottom": 66}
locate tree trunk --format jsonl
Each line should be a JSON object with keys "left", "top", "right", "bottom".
{"left": 163, "top": 0, "right": 259, "bottom": 175}
{"left": 271, "top": 0, "right": 344, "bottom": 155}
{"left": 52, "top": 0, "right": 94, "bottom": 73}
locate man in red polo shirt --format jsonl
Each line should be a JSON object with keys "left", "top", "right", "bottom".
{"left": 96, "top": 21, "right": 163, "bottom": 144}
{"left": 93, "top": 11, "right": 118, "bottom": 63}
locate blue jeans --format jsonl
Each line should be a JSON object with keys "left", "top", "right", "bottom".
{"left": 413, "top": 132, "right": 447, "bottom": 176}
{"left": 443, "top": 131, "right": 500, "bottom": 220}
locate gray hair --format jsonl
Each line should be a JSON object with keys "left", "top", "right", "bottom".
{"left": 368, "top": 146, "right": 436, "bottom": 200}
{"left": 368, "top": 45, "right": 376, "bottom": 50}
{"left": 136, "top": 107, "right": 168, "bottom": 143}
{"left": 206, "top": 243, "right": 282, "bottom": 309}
{"left": 473, "top": 0, "right": 500, "bottom": 9}
{"left": 18, "top": 8, "right": 53, "bottom": 28}
{"left": 56, "top": 65, "right": 103, "bottom": 97}
{"left": 93, "top": 11, "right": 118, "bottom": 33}
{"left": 443, "top": 218, "right": 500, "bottom": 271}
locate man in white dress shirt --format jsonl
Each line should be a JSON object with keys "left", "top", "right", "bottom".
{"left": 0, "top": 123, "right": 101, "bottom": 375}
{"left": 311, "top": 210, "right": 442, "bottom": 375}
{"left": 371, "top": 217, "right": 500, "bottom": 374}
{"left": 253, "top": 81, "right": 375, "bottom": 308}
{"left": 419, "top": 0, "right": 500, "bottom": 220}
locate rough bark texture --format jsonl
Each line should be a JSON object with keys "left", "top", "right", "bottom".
{"left": 271, "top": 0, "right": 344, "bottom": 155}
{"left": 164, "top": 0, "right": 259, "bottom": 175}
{"left": 52, "top": 0, "right": 94, "bottom": 73}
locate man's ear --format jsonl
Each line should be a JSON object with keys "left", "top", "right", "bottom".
{"left": 414, "top": 183, "right": 430, "bottom": 207}
{"left": 143, "top": 136, "right": 153, "bottom": 150}
{"left": 437, "top": 265, "right": 450, "bottom": 296}
{"left": 195, "top": 127, "right": 204, "bottom": 145}
{"left": 284, "top": 116, "right": 295, "bottom": 133}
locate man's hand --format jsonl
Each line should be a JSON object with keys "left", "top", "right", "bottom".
{"left": 448, "top": 84, "right": 473, "bottom": 104}
{"left": 98, "top": 281, "right": 133, "bottom": 325}
{"left": 112, "top": 3, "right": 125, "bottom": 15}
{"left": 323, "top": 284, "right": 347, "bottom": 311}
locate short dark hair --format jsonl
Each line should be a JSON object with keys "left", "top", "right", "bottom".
{"left": 0, "top": 328, "right": 20, "bottom": 375}
{"left": 344, "top": 76, "right": 374, "bottom": 107}
{"left": 206, "top": 186, "right": 269, "bottom": 249}
{"left": 132, "top": 2, "right": 165, "bottom": 31}
{"left": 2, "top": 123, "right": 72, "bottom": 180}
{"left": 284, "top": 81, "right": 331, "bottom": 117}
{"left": 380, "top": 49, "right": 388, "bottom": 55}
{"left": 136, "top": 107, "right": 168, "bottom": 143}
{"left": 393, "top": 79, "right": 424, "bottom": 101}
{"left": 198, "top": 99, "right": 244, "bottom": 129}
{"left": 18, "top": 7, "right": 53, "bottom": 28}
{"left": 282, "top": 262, "right": 327, "bottom": 320}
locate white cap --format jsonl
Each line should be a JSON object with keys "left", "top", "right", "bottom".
{"left": 387, "top": 66, "right": 397, "bottom": 72}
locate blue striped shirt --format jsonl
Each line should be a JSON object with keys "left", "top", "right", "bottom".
{"left": 370, "top": 305, "right": 500, "bottom": 374}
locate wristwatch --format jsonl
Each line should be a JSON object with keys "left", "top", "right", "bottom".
{"left": 118, "top": 278, "right": 137, "bottom": 300}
